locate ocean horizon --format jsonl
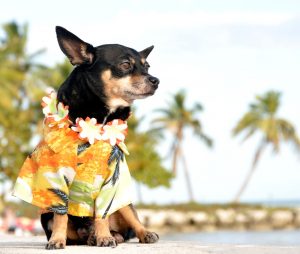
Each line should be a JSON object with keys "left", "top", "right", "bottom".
{"left": 245, "top": 199, "right": 300, "bottom": 208}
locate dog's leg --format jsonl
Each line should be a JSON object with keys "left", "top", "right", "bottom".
{"left": 87, "top": 217, "right": 117, "bottom": 247}
{"left": 118, "top": 205, "right": 159, "bottom": 243}
{"left": 45, "top": 213, "right": 68, "bottom": 249}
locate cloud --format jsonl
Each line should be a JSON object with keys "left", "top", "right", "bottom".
{"left": 119, "top": 10, "right": 294, "bottom": 27}
{"left": 136, "top": 11, "right": 300, "bottom": 50}
{"left": 24, "top": 9, "right": 300, "bottom": 65}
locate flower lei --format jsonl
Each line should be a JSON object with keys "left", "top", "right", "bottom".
{"left": 42, "top": 91, "right": 128, "bottom": 145}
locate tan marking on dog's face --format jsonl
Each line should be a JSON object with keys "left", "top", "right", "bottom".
{"left": 141, "top": 58, "right": 146, "bottom": 65}
{"left": 129, "top": 57, "right": 135, "bottom": 65}
{"left": 101, "top": 69, "right": 156, "bottom": 112}
{"left": 101, "top": 70, "right": 131, "bottom": 112}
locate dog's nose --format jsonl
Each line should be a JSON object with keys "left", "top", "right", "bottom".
{"left": 148, "top": 76, "right": 160, "bottom": 89}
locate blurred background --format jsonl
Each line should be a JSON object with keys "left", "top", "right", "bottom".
{"left": 0, "top": 0, "right": 300, "bottom": 245}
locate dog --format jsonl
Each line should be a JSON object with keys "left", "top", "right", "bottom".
{"left": 13, "top": 26, "right": 159, "bottom": 249}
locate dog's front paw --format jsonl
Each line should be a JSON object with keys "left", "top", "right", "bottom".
{"left": 87, "top": 234, "right": 117, "bottom": 247}
{"left": 111, "top": 231, "right": 125, "bottom": 244}
{"left": 139, "top": 231, "right": 159, "bottom": 244}
{"left": 96, "top": 236, "right": 117, "bottom": 247}
{"left": 45, "top": 237, "right": 66, "bottom": 249}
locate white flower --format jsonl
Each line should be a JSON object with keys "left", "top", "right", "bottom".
{"left": 53, "top": 102, "right": 69, "bottom": 122}
{"left": 72, "top": 117, "right": 102, "bottom": 144}
{"left": 42, "top": 92, "right": 69, "bottom": 125}
{"left": 42, "top": 92, "right": 57, "bottom": 117}
{"left": 101, "top": 119, "right": 127, "bottom": 146}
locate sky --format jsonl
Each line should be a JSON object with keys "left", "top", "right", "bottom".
{"left": 1, "top": 0, "right": 300, "bottom": 204}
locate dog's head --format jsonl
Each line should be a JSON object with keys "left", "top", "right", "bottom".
{"left": 56, "top": 26, "right": 159, "bottom": 113}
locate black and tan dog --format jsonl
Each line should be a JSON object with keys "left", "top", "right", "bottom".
{"left": 41, "top": 26, "right": 159, "bottom": 249}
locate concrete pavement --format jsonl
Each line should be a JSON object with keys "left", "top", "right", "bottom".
{"left": 0, "top": 235, "right": 299, "bottom": 254}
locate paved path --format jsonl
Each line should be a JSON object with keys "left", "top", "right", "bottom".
{"left": 0, "top": 235, "right": 299, "bottom": 254}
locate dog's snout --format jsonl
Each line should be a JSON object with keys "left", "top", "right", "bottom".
{"left": 148, "top": 76, "right": 160, "bottom": 89}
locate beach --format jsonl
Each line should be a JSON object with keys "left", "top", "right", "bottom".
{"left": 0, "top": 233, "right": 300, "bottom": 254}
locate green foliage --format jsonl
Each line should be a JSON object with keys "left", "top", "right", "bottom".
{"left": 126, "top": 113, "right": 173, "bottom": 188}
{"left": 0, "top": 22, "right": 46, "bottom": 181}
{"left": 34, "top": 59, "right": 73, "bottom": 90}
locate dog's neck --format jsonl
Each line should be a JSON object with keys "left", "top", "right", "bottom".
{"left": 107, "top": 98, "right": 131, "bottom": 114}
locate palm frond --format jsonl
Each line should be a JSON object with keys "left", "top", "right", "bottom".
{"left": 151, "top": 117, "right": 175, "bottom": 124}
{"left": 111, "top": 160, "right": 120, "bottom": 185}
{"left": 153, "top": 108, "right": 175, "bottom": 117}
{"left": 108, "top": 145, "right": 124, "bottom": 164}
{"left": 102, "top": 192, "right": 116, "bottom": 219}
{"left": 190, "top": 120, "right": 213, "bottom": 147}
{"left": 108, "top": 145, "right": 124, "bottom": 185}
{"left": 48, "top": 205, "right": 68, "bottom": 215}
{"left": 232, "top": 112, "right": 261, "bottom": 136}
{"left": 64, "top": 175, "right": 70, "bottom": 187}
{"left": 174, "top": 92, "right": 186, "bottom": 109}
{"left": 48, "top": 188, "right": 68, "bottom": 205}
{"left": 28, "top": 48, "right": 46, "bottom": 60}
{"left": 277, "top": 119, "right": 297, "bottom": 139}
{"left": 146, "top": 127, "right": 165, "bottom": 140}
{"left": 251, "top": 91, "right": 281, "bottom": 115}
{"left": 77, "top": 142, "right": 91, "bottom": 155}
{"left": 277, "top": 118, "right": 300, "bottom": 150}
{"left": 199, "top": 133, "right": 213, "bottom": 147}
{"left": 192, "top": 102, "right": 203, "bottom": 112}
{"left": 240, "top": 128, "right": 257, "bottom": 143}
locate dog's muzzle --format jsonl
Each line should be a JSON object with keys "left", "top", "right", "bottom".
{"left": 147, "top": 75, "right": 159, "bottom": 90}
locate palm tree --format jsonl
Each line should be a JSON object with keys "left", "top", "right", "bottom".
{"left": 152, "top": 90, "right": 213, "bottom": 202}
{"left": 232, "top": 90, "right": 300, "bottom": 202}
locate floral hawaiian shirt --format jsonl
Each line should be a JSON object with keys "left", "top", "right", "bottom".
{"left": 13, "top": 92, "right": 132, "bottom": 218}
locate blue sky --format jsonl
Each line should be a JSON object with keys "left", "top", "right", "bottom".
{"left": 2, "top": 0, "right": 300, "bottom": 204}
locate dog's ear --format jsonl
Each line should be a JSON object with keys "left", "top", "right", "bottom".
{"left": 139, "top": 45, "right": 154, "bottom": 59}
{"left": 56, "top": 26, "right": 94, "bottom": 65}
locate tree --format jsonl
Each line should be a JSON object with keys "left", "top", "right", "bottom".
{"left": 0, "top": 21, "right": 73, "bottom": 185}
{"left": 0, "top": 22, "right": 46, "bottom": 183}
{"left": 34, "top": 59, "right": 73, "bottom": 90}
{"left": 152, "top": 90, "right": 213, "bottom": 202}
{"left": 232, "top": 91, "right": 300, "bottom": 202}
{"left": 126, "top": 112, "right": 173, "bottom": 203}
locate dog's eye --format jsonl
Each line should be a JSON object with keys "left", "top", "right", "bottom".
{"left": 120, "top": 61, "right": 131, "bottom": 70}
{"left": 144, "top": 62, "right": 150, "bottom": 69}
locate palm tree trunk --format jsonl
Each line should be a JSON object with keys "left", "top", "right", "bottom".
{"left": 172, "top": 142, "right": 180, "bottom": 175}
{"left": 179, "top": 146, "right": 195, "bottom": 202}
{"left": 172, "top": 128, "right": 183, "bottom": 176}
{"left": 0, "top": 195, "right": 4, "bottom": 213}
{"left": 233, "top": 141, "right": 266, "bottom": 203}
